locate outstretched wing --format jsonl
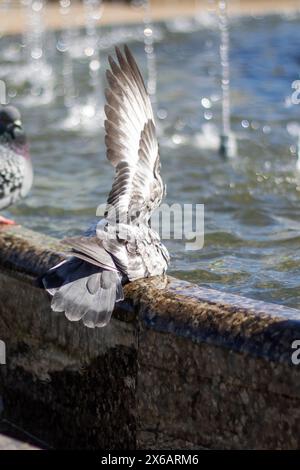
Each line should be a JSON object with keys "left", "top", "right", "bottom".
{"left": 104, "top": 45, "right": 164, "bottom": 224}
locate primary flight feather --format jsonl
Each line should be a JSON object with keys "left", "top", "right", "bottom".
{"left": 42, "top": 45, "right": 169, "bottom": 328}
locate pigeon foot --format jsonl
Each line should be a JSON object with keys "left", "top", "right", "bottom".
{"left": 0, "top": 215, "right": 16, "bottom": 225}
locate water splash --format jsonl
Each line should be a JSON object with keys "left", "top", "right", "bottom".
{"left": 218, "top": 0, "right": 237, "bottom": 157}
{"left": 193, "top": 122, "right": 220, "bottom": 150}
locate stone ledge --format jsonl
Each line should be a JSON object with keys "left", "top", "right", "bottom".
{"left": 1, "top": 225, "right": 299, "bottom": 363}
{"left": 0, "top": 225, "right": 300, "bottom": 449}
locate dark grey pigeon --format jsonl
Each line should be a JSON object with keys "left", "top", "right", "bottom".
{"left": 42, "top": 45, "right": 170, "bottom": 328}
{"left": 0, "top": 105, "right": 33, "bottom": 224}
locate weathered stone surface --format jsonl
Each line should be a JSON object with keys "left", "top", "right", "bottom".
{"left": 0, "top": 227, "right": 137, "bottom": 449}
{"left": 137, "top": 328, "right": 300, "bottom": 449}
{"left": 0, "top": 225, "right": 300, "bottom": 449}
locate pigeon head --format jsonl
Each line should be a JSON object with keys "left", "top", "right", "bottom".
{"left": 0, "top": 106, "right": 26, "bottom": 146}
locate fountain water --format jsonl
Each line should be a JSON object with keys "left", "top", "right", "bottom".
{"left": 193, "top": 0, "right": 221, "bottom": 150}
{"left": 58, "top": 0, "right": 103, "bottom": 130}
{"left": 218, "top": 0, "right": 237, "bottom": 157}
{"left": 142, "top": 0, "right": 157, "bottom": 109}
{"left": 80, "top": 0, "right": 103, "bottom": 129}
{"left": 22, "top": 0, "right": 54, "bottom": 106}
{"left": 58, "top": 0, "right": 77, "bottom": 109}
{"left": 296, "top": 134, "right": 300, "bottom": 171}
{"left": 57, "top": 0, "right": 82, "bottom": 129}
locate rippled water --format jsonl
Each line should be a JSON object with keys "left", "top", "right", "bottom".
{"left": 2, "top": 13, "right": 300, "bottom": 308}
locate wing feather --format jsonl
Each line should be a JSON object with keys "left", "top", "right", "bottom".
{"left": 104, "top": 45, "right": 163, "bottom": 224}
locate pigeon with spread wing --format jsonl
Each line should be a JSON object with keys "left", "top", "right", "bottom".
{"left": 42, "top": 46, "right": 169, "bottom": 328}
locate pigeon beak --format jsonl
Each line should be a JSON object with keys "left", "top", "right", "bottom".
{"left": 13, "top": 119, "right": 22, "bottom": 128}
{"left": 10, "top": 119, "right": 26, "bottom": 143}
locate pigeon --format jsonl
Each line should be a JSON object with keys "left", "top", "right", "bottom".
{"left": 0, "top": 105, "right": 33, "bottom": 225}
{"left": 42, "top": 45, "right": 170, "bottom": 328}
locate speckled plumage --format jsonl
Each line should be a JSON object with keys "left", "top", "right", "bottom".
{"left": 43, "top": 46, "right": 170, "bottom": 328}
{"left": 0, "top": 144, "right": 32, "bottom": 210}
{"left": 0, "top": 108, "right": 33, "bottom": 213}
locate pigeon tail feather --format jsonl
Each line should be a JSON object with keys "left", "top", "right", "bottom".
{"left": 42, "top": 257, "right": 124, "bottom": 328}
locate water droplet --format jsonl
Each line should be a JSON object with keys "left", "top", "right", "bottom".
{"left": 145, "top": 44, "right": 153, "bottom": 54}
{"left": 56, "top": 40, "right": 67, "bottom": 52}
{"left": 31, "top": 48, "right": 43, "bottom": 60}
{"left": 201, "top": 97, "right": 211, "bottom": 109}
{"left": 241, "top": 119, "right": 249, "bottom": 128}
{"left": 262, "top": 125, "right": 271, "bottom": 134}
{"left": 144, "top": 27, "right": 153, "bottom": 37}
{"left": 251, "top": 121, "right": 259, "bottom": 130}
{"left": 84, "top": 47, "right": 94, "bottom": 57}
{"left": 172, "top": 134, "right": 182, "bottom": 145}
{"left": 157, "top": 109, "right": 167, "bottom": 120}
{"left": 60, "top": 0, "right": 70, "bottom": 8}
{"left": 204, "top": 111, "right": 213, "bottom": 120}
{"left": 264, "top": 161, "right": 271, "bottom": 170}
{"left": 89, "top": 59, "right": 100, "bottom": 71}
{"left": 32, "top": 0, "right": 43, "bottom": 13}
{"left": 287, "top": 122, "right": 300, "bottom": 137}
